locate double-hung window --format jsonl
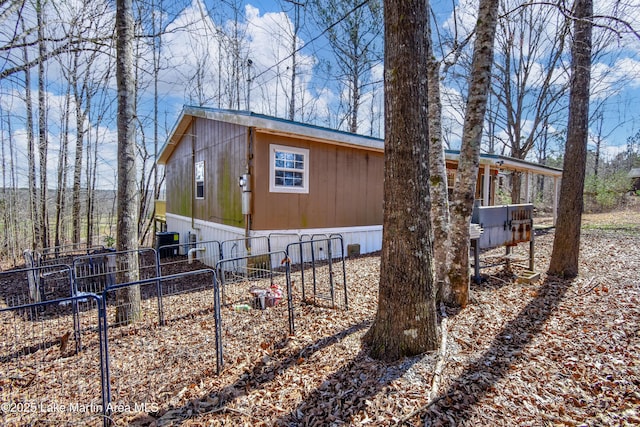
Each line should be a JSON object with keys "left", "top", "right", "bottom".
{"left": 269, "top": 144, "right": 309, "bottom": 193}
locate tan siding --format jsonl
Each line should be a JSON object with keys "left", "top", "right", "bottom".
{"left": 165, "top": 118, "right": 247, "bottom": 228}
{"left": 251, "top": 132, "right": 384, "bottom": 230}
{"left": 165, "top": 125, "right": 194, "bottom": 218}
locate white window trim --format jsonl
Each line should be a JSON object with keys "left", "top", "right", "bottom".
{"left": 269, "top": 144, "right": 309, "bottom": 194}
{"left": 195, "top": 160, "right": 205, "bottom": 199}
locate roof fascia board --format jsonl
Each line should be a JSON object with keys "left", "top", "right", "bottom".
{"left": 160, "top": 107, "right": 561, "bottom": 178}
{"left": 157, "top": 109, "right": 194, "bottom": 164}
{"left": 186, "top": 106, "right": 384, "bottom": 152}
{"left": 445, "top": 150, "right": 562, "bottom": 177}
{"left": 254, "top": 127, "right": 384, "bottom": 152}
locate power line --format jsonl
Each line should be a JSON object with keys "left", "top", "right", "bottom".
{"left": 250, "top": 0, "right": 372, "bottom": 81}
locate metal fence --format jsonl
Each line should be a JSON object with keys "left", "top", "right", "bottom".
{"left": 11, "top": 258, "right": 75, "bottom": 305}
{"left": 1, "top": 236, "right": 350, "bottom": 425}
{"left": 220, "top": 236, "right": 270, "bottom": 261}
{"left": 287, "top": 236, "right": 348, "bottom": 310}
{"left": 72, "top": 248, "right": 159, "bottom": 295}
{"left": 215, "top": 251, "right": 294, "bottom": 370}
{"left": 158, "top": 239, "right": 223, "bottom": 273}
{"left": 0, "top": 290, "right": 108, "bottom": 427}
{"left": 40, "top": 243, "right": 106, "bottom": 262}
{"left": 101, "top": 270, "right": 221, "bottom": 416}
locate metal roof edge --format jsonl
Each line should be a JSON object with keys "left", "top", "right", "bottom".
{"left": 444, "top": 150, "right": 563, "bottom": 177}
{"left": 157, "top": 107, "right": 192, "bottom": 165}
{"left": 183, "top": 106, "right": 385, "bottom": 151}
{"left": 159, "top": 107, "right": 562, "bottom": 178}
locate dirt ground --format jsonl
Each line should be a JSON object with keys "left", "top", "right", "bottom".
{"left": 1, "top": 201, "right": 639, "bottom": 426}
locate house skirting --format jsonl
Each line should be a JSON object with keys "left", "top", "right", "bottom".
{"left": 165, "top": 213, "right": 382, "bottom": 259}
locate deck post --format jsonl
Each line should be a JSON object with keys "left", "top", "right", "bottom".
{"left": 483, "top": 163, "right": 491, "bottom": 206}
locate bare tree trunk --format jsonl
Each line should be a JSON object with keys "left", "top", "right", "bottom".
{"left": 1, "top": 112, "right": 19, "bottom": 265}
{"left": 548, "top": 0, "right": 593, "bottom": 277}
{"left": 449, "top": 0, "right": 499, "bottom": 307}
{"left": 593, "top": 111, "right": 604, "bottom": 177}
{"left": 363, "top": 0, "right": 439, "bottom": 361}
{"left": 22, "top": 17, "right": 39, "bottom": 250}
{"left": 426, "top": 17, "right": 452, "bottom": 304}
{"left": 511, "top": 169, "right": 522, "bottom": 204}
{"left": 115, "top": 0, "right": 141, "bottom": 325}
{"left": 6, "top": 116, "right": 20, "bottom": 265}
{"left": 54, "top": 85, "right": 72, "bottom": 248}
{"left": 285, "top": 0, "right": 301, "bottom": 121}
{"left": 71, "top": 49, "right": 84, "bottom": 246}
{"left": 86, "top": 109, "right": 97, "bottom": 247}
{"left": 36, "top": 0, "right": 49, "bottom": 250}
{"left": 310, "top": 0, "right": 382, "bottom": 134}
{"left": 151, "top": 0, "right": 164, "bottom": 248}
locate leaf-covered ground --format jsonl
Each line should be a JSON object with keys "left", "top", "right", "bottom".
{"left": 136, "top": 204, "right": 639, "bottom": 427}
{"left": 2, "top": 203, "right": 639, "bottom": 426}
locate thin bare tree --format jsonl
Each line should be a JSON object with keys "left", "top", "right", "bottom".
{"left": 115, "top": 0, "right": 141, "bottom": 324}
{"left": 426, "top": 10, "right": 452, "bottom": 303}
{"left": 448, "top": 0, "right": 500, "bottom": 307}
{"left": 548, "top": 0, "right": 593, "bottom": 277}
{"left": 490, "top": 2, "right": 571, "bottom": 203}
{"left": 309, "top": 0, "right": 383, "bottom": 133}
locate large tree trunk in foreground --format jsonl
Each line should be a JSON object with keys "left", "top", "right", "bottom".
{"left": 115, "top": 0, "right": 141, "bottom": 324}
{"left": 448, "top": 0, "right": 499, "bottom": 307}
{"left": 548, "top": 0, "right": 592, "bottom": 278}
{"left": 363, "top": 0, "right": 439, "bottom": 362}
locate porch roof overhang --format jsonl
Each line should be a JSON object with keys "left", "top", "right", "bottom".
{"left": 444, "top": 150, "right": 563, "bottom": 178}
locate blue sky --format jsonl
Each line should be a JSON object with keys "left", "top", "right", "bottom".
{"left": 158, "top": 0, "right": 640, "bottom": 160}
{"left": 1, "top": 0, "right": 639, "bottom": 190}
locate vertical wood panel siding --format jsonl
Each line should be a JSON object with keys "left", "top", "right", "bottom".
{"left": 165, "top": 118, "right": 247, "bottom": 228}
{"left": 165, "top": 124, "right": 194, "bottom": 219}
{"left": 252, "top": 132, "right": 384, "bottom": 230}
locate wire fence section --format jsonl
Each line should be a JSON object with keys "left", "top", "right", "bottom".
{"left": 72, "top": 248, "right": 159, "bottom": 295}
{"left": 220, "top": 236, "right": 271, "bottom": 261}
{"left": 101, "top": 270, "right": 221, "bottom": 417}
{"left": 158, "top": 239, "right": 222, "bottom": 274}
{"left": 4, "top": 262, "right": 75, "bottom": 306}
{"left": 0, "top": 234, "right": 350, "bottom": 425}
{"left": 287, "top": 236, "right": 348, "bottom": 310}
{"left": 0, "top": 292, "right": 108, "bottom": 427}
{"left": 215, "top": 251, "right": 294, "bottom": 370}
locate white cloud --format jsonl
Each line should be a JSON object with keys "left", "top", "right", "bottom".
{"left": 158, "top": 1, "right": 327, "bottom": 121}
{"left": 591, "top": 57, "right": 640, "bottom": 99}
{"left": 443, "top": 0, "right": 478, "bottom": 41}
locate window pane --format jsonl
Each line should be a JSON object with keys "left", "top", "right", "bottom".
{"left": 271, "top": 145, "right": 307, "bottom": 192}
{"left": 275, "top": 150, "right": 305, "bottom": 170}
{"left": 275, "top": 170, "right": 303, "bottom": 187}
{"left": 275, "top": 171, "right": 284, "bottom": 186}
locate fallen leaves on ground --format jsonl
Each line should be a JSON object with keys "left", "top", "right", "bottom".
{"left": 2, "top": 208, "right": 639, "bottom": 426}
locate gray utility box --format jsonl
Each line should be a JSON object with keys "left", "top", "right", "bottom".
{"left": 471, "top": 203, "right": 533, "bottom": 249}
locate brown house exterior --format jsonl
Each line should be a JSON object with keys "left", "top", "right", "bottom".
{"left": 157, "top": 106, "right": 562, "bottom": 255}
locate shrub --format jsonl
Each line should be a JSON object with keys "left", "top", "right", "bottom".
{"left": 584, "top": 171, "right": 630, "bottom": 212}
